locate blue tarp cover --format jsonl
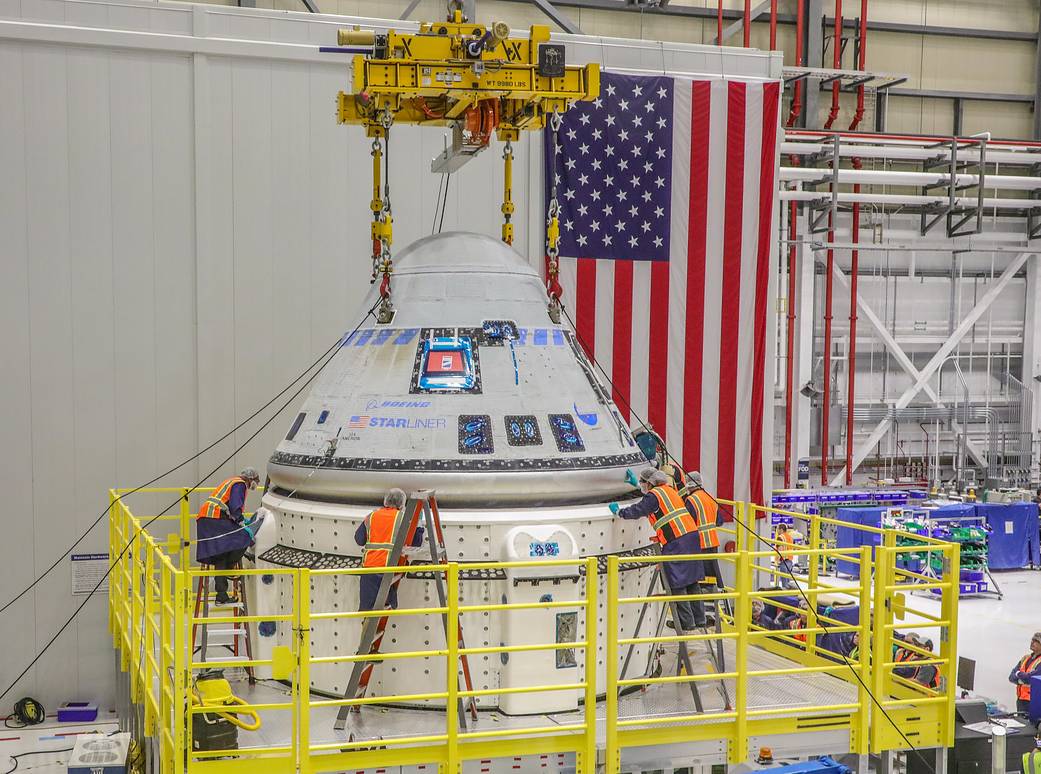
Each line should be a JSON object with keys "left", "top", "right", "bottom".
{"left": 834, "top": 507, "right": 884, "bottom": 578}
{"left": 975, "top": 502, "right": 1040, "bottom": 570}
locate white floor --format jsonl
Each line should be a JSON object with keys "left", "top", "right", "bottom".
{"left": 959, "top": 569, "right": 1041, "bottom": 708}
{"left": 0, "top": 715, "right": 119, "bottom": 774}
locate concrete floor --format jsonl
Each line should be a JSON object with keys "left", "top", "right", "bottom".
{"left": 959, "top": 569, "right": 1041, "bottom": 708}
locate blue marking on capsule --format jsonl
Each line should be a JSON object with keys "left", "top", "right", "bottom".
{"left": 533, "top": 329, "right": 548, "bottom": 346}
{"left": 353, "top": 329, "right": 373, "bottom": 347}
{"left": 373, "top": 329, "right": 395, "bottom": 345}
{"left": 552, "top": 329, "right": 565, "bottom": 346}
{"left": 394, "top": 328, "right": 419, "bottom": 345}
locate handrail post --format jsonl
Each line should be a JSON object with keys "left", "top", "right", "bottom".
{"left": 159, "top": 559, "right": 171, "bottom": 772}
{"left": 297, "top": 568, "right": 311, "bottom": 774}
{"left": 109, "top": 491, "right": 117, "bottom": 640}
{"left": 130, "top": 525, "right": 142, "bottom": 700}
{"left": 446, "top": 563, "right": 460, "bottom": 774}
{"left": 855, "top": 544, "right": 872, "bottom": 755}
{"left": 940, "top": 544, "right": 960, "bottom": 747}
{"left": 733, "top": 550, "right": 750, "bottom": 764}
{"left": 144, "top": 544, "right": 155, "bottom": 736}
{"left": 173, "top": 567, "right": 188, "bottom": 774}
{"left": 869, "top": 543, "right": 892, "bottom": 753}
{"left": 583, "top": 557, "right": 598, "bottom": 774}
{"left": 807, "top": 514, "right": 821, "bottom": 657}
{"left": 180, "top": 488, "right": 191, "bottom": 571}
{"left": 736, "top": 502, "right": 748, "bottom": 553}
{"left": 605, "top": 556, "right": 620, "bottom": 774}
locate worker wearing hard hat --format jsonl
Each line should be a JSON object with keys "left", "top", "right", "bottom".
{"left": 610, "top": 469, "right": 720, "bottom": 630}
{"left": 354, "top": 488, "right": 426, "bottom": 612}
{"left": 774, "top": 523, "right": 798, "bottom": 589}
{"left": 1010, "top": 632, "right": 1041, "bottom": 714}
{"left": 1024, "top": 731, "right": 1041, "bottom": 774}
{"left": 196, "top": 467, "right": 262, "bottom": 605}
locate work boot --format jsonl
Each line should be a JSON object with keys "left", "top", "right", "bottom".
{"left": 214, "top": 592, "right": 239, "bottom": 606}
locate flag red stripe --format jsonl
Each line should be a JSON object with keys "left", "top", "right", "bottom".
{"left": 576, "top": 258, "right": 597, "bottom": 359}
{"left": 717, "top": 82, "right": 747, "bottom": 502}
{"left": 750, "top": 82, "right": 781, "bottom": 506}
{"left": 682, "top": 81, "right": 712, "bottom": 474}
{"left": 648, "top": 261, "right": 670, "bottom": 436}
{"left": 612, "top": 260, "right": 634, "bottom": 422}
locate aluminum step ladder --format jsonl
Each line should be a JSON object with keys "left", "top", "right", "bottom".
{"left": 618, "top": 547, "right": 731, "bottom": 712}
{"left": 191, "top": 567, "right": 255, "bottom": 683}
{"left": 334, "top": 490, "right": 479, "bottom": 731}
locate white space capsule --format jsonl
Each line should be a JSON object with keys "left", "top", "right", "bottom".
{"left": 255, "top": 232, "right": 659, "bottom": 714}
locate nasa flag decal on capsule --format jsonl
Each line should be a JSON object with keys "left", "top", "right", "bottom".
{"left": 546, "top": 71, "right": 781, "bottom": 506}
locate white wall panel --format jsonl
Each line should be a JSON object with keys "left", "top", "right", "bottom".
{"left": 0, "top": 0, "right": 780, "bottom": 712}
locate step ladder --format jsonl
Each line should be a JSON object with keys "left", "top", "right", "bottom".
{"left": 191, "top": 567, "right": 255, "bottom": 683}
{"left": 618, "top": 547, "right": 731, "bottom": 712}
{"left": 334, "top": 490, "right": 479, "bottom": 732}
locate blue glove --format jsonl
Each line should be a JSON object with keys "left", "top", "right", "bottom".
{"left": 624, "top": 469, "right": 639, "bottom": 487}
{"left": 609, "top": 502, "right": 620, "bottom": 515}
{"left": 242, "top": 522, "right": 255, "bottom": 539}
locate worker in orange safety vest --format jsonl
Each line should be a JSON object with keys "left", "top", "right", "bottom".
{"left": 353, "top": 488, "right": 425, "bottom": 612}
{"left": 610, "top": 469, "right": 716, "bottom": 631}
{"left": 1010, "top": 632, "right": 1041, "bottom": 714}
{"left": 196, "top": 467, "right": 261, "bottom": 605}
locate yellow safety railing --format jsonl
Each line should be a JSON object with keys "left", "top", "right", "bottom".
{"left": 109, "top": 488, "right": 958, "bottom": 773}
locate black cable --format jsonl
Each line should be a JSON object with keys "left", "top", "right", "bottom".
{"left": 437, "top": 173, "right": 452, "bottom": 234}
{"left": 0, "top": 301, "right": 380, "bottom": 707}
{"left": 431, "top": 173, "right": 446, "bottom": 235}
{"left": 0, "top": 327, "right": 360, "bottom": 617}
{"left": 559, "top": 304, "right": 935, "bottom": 771}
{"left": 3, "top": 747, "right": 74, "bottom": 774}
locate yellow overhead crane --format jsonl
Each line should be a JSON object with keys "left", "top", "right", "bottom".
{"left": 328, "top": 2, "right": 599, "bottom": 321}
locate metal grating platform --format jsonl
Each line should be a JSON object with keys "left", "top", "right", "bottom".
{"left": 212, "top": 640, "right": 857, "bottom": 758}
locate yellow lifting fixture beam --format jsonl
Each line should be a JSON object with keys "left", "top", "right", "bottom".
{"left": 334, "top": 17, "right": 599, "bottom": 141}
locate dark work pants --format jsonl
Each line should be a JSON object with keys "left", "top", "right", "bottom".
{"left": 672, "top": 582, "right": 707, "bottom": 629}
{"left": 211, "top": 547, "right": 248, "bottom": 596}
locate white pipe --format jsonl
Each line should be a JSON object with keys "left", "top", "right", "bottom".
{"left": 781, "top": 141, "right": 1041, "bottom": 167}
{"left": 780, "top": 166, "right": 1041, "bottom": 192}
{"left": 779, "top": 189, "right": 1038, "bottom": 212}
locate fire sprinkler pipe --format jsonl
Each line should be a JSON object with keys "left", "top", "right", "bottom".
{"left": 786, "top": 0, "right": 804, "bottom": 126}
{"left": 744, "top": 0, "right": 752, "bottom": 47}
{"left": 847, "top": 0, "right": 868, "bottom": 132}
{"left": 784, "top": 201, "right": 799, "bottom": 488}
{"left": 823, "top": 0, "right": 843, "bottom": 129}
{"left": 718, "top": 1, "right": 724, "bottom": 46}
{"left": 770, "top": 0, "right": 778, "bottom": 50}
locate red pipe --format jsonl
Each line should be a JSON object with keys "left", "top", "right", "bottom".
{"left": 770, "top": 0, "right": 778, "bottom": 49}
{"left": 786, "top": 0, "right": 805, "bottom": 127}
{"left": 821, "top": 209, "right": 834, "bottom": 486}
{"left": 784, "top": 201, "right": 799, "bottom": 488}
{"left": 848, "top": 0, "right": 868, "bottom": 130}
{"left": 718, "top": 0, "right": 724, "bottom": 45}
{"left": 744, "top": 0, "right": 752, "bottom": 47}
{"left": 823, "top": 0, "right": 842, "bottom": 129}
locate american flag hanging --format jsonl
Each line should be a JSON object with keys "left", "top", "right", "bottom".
{"left": 545, "top": 71, "right": 782, "bottom": 505}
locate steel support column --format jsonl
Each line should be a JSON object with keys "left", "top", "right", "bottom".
{"left": 1022, "top": 257, "right": 1041, "bottom": 479}
{"left": 833, "top": 251, "right": 1034, "bottom": 484}
{"left": 803, "top": 0, "right": 825, "bottom": 128}
{"left": 793, "top": 223, "right": 816, "bottom": 473}
{"left": 1035, "top": 8, "right": 1041, "bottom": 140}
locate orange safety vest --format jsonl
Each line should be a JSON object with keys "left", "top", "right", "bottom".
{"left": 647, "top": 485, "right": 698, "bottom": 545}
{"left": 777, "top": 530, "right": 795, "bottom": 560}
{"left": 789, "top": 615, "right": 807, "bottom": 643}
{"left": 1017, "top": 654, "right": 1041, "bottom": 700}
{"left": 681, "top": 489, "right": 721, "bottom": 550}
{"left": 915, "top": 663, "right": 941, "bottom": 690}
{"left": 361, "top": 507, "right": 417, "bottom": 568}
{"left": 197, "top": 477, "right": 247, "bottom": 520}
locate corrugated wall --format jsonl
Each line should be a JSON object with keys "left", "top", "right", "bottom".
{"left": 0, "top": 0, "right": 778, "bottom": 712}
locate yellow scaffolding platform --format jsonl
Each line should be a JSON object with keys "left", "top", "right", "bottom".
{"left": 108, "top": 488, "right": 959, "bottom": 774}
